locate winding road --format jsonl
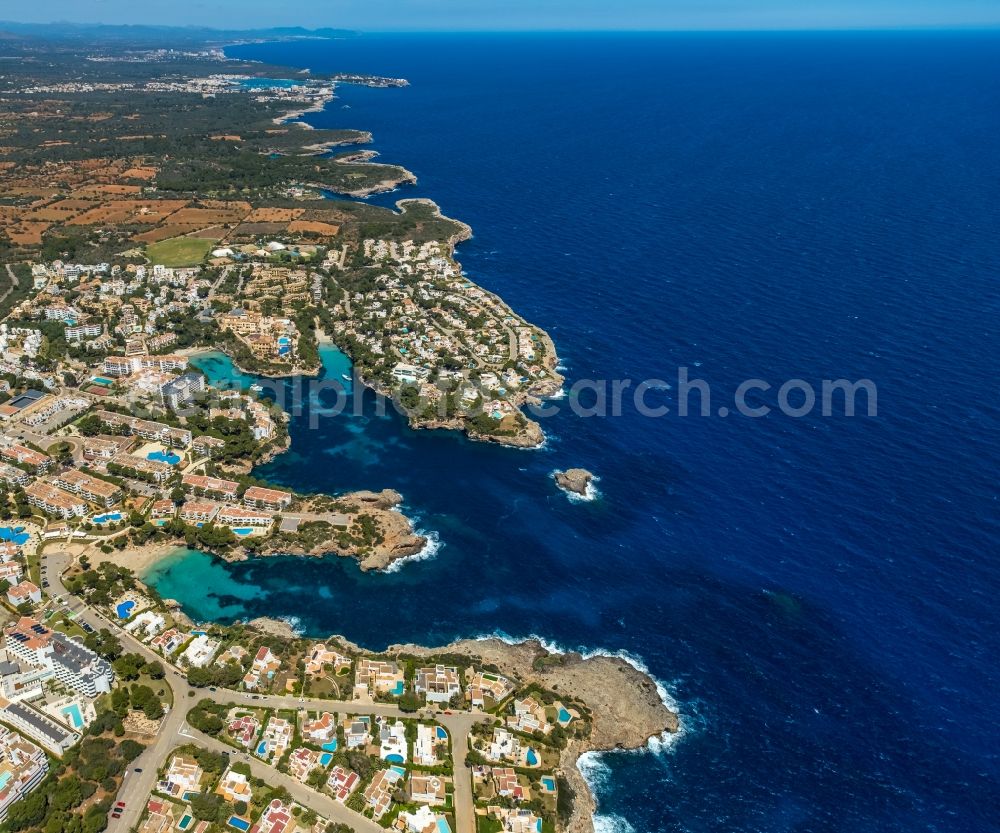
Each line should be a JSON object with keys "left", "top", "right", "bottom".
{"left": 43, "top": 550, "right": 485, "bottom": 833}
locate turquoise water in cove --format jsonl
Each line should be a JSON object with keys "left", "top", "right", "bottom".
{"left": 145, "top": 33, "right": 1000, "bottom": 833}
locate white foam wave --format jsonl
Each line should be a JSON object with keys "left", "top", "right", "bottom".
{"left": 561, "top": 473, "right": 601, "bottom": 503}
{"left": 277, "top": 615, "right": 305, "bottom": 636}
{"left": 509, "top": 428, "right": 550, "bottom": 451}
{"left": 592, "top": 815, "right": 637, "bottom": 833}
{"left": 576, "top": 753, "right": 638, "bottom": 833}
{"left": 472, "top": 631, "right": 694, "bottom": 830}
{"left": 380, "top": 529, "right": 442, "bottom": 573}
{"left": 471, "top": 630, "right": 690, "bottom": 750}
{"left": 576, "top": 750, "right": 612, "bottom": 787}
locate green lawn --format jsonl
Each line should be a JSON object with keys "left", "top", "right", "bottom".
{"left": 146, "top": 236, "right": 215, "bottom": 267}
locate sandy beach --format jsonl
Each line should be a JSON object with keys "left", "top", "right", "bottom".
{"left": 92, "top": 540, "right": 183, "bottom": 576}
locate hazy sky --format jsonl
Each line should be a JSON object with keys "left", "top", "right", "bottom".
{"left": 5, "top": 0, "right": 1000, "bottom": 31}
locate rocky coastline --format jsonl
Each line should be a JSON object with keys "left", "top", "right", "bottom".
{"left": 345, "top": 199, "right": 563, "bottom": 449}
{"left": 241, "top": 626, "right": 678, "bottom": 833}
{"left": 393, "top": 639, "right": 678, "bottom": 833}
{"left": 300, "top": 130, "right": 373, "bottom": 155}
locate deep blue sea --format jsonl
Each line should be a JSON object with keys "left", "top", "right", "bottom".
{"left": 147, "top": 33, "right": 1000, "bottom": 833}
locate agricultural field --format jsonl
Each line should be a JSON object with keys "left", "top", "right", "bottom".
{"left": 146, "top": 236, "right": 216, "bottom": 266}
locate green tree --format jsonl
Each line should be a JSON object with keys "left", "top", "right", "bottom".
{"left": 119, "top": 739, "right": 145, "bottom": 762}
{"left": 4, "top": 790, "right": 47, "bottom": 831}
{"left": 113, "top": 653, "right": 146, "bottom": 681}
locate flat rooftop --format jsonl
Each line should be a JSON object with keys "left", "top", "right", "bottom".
{"left": 6, "top": 390, "right": 48, "bottom": 411}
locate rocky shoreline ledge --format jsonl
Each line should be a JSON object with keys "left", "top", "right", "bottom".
{"left": 399, "top": 638, "right": 677, "bottom": 833}
{"left": 253, "top": 488, "right": 426, "bottom": 570}
{"left": 205, "top": 489, "right": 426, "bottom": 571}
{"left": 243, "top": 623, "right": 678, "bottom": 833}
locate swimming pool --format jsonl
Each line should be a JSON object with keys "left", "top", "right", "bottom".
{"left": 385, "top": 753, "right": 404, "bottom": 764}
{"left": 232, "top": 528, "right": 254, "bottom": 536}
{"left": 256, "top": 741, "right": 268, "bottom": 756}
{"left": 436, "top": 819, "right": 452, "bottom": 833}
{"left": 321, "top": 739, "right": 338, "bottom": 752}
{"left": 525, "top": 748, "right": 539, "bottom": 766}
{"left": 319, "top": 752, "right": 333, "bottom": 767}
{"left": 178, "top": 814, "right": 193, "bottom": 830}
{"left": 558, "top": 708, "right": 572, "bottom": 723}
{"left": 389, "top": 765, "right": 406, "bottom": 778}
{"left": 540, "top": 776, "right": 556, "bottom": 792}
{"left": 227, "top": 817, "right": 251, "bottom": 832}
{"left": 391, "top": 680, "right": 405, "bottom": 696}
{"left": 115, "top": 600, "right": 135, "bottom": 619}
{"left": 0, "top": 772, "right": 11, "bottom": 791}
{"left": 91, "top": 377, "right": 114, "bottom": 386}
{"left": 93, "top": 512, "right": 123, "bottom": 525}
{"left": 436, "top": 726, "right": 448, "bottom": 740}
{"left": 0, "top": 527, "right": 29, "bottom": 546}
{"left": 61, "top": 703, "right": 84, "bottom": 729}
{"left": 147, "top": 450, "right": 181, "bottom": 465}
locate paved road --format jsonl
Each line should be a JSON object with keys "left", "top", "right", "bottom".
{"left": 45, "top": 550, "right": 195, "bottom": 832}
{"left": 1, "top": 263, "right": 20, "bottom": 308}
{"left": 209, "top": 265, "right": 232, "bottom": 297}
{"left": 158, "top": 687, "right": 485, "bottom": 833}
{"left": 44, "top": 549, "right": 486, "bottom": 833}
{"left": 183, "top": 724, "right": 385, "bottom": 833}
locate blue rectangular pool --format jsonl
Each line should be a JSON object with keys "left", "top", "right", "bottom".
{"left": 228, "top": 817, "right": 251, "bottom": 831}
